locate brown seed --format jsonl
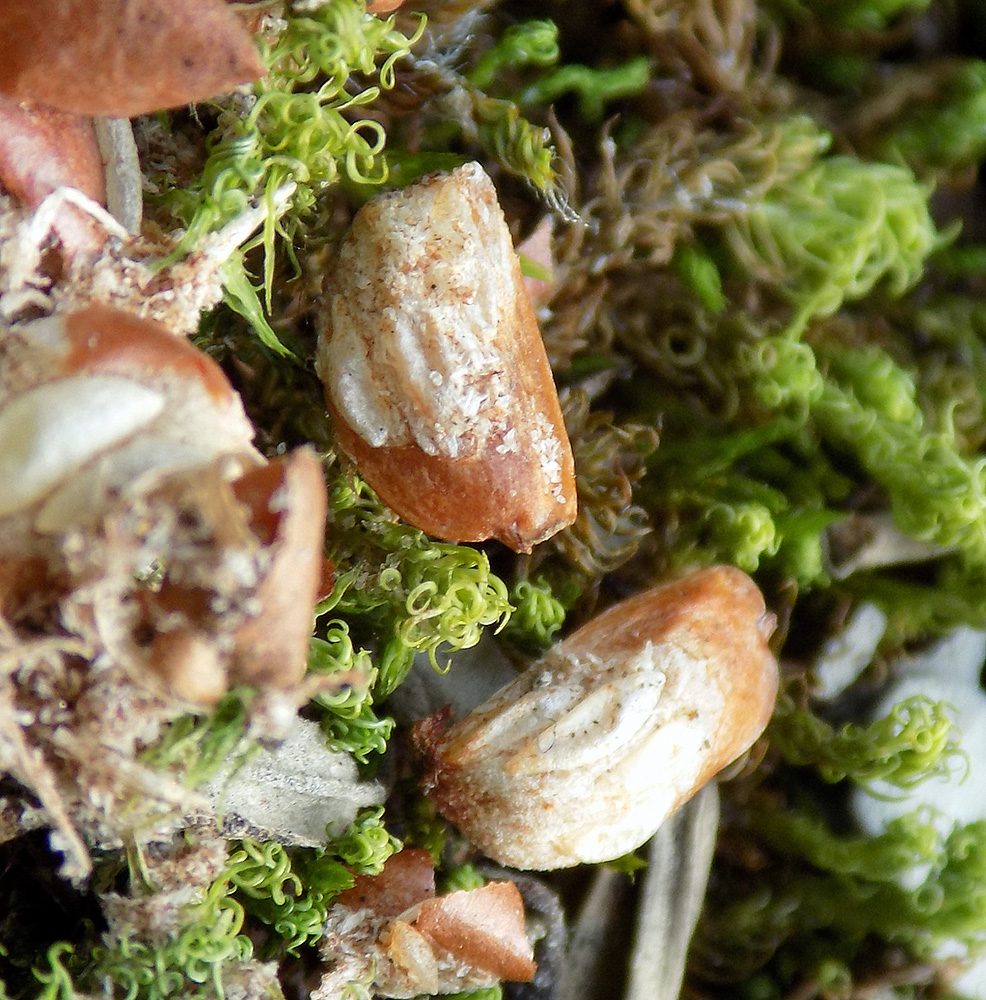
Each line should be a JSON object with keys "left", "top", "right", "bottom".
{"left": 0, "top": 0, "right": 264, "bottom": 118}
{"left": 413, "top": 565, "right": 779, "bottom": 870}
{"left": 335, "top": 847, "right": 437, "bottom": 917}
{"left": 58, "top": 305, "right": 237, "bottom": 405}
{"left": 0, "top": 95, "right": 104, "bottom": 210}
{"left": 317, "top": 162, "right": 577, "bottom": 553}
{"left": 0, "top": 94, "right": 107, "bottom": 257}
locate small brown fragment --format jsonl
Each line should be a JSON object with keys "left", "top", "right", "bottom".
{"left": 0, "top": 94, "right": 107, "bottom": 259}
{"left": 414, "top": 881, "right": 537, "bottom": 982}
{"left": 413, "top": 565, "right": 779, "bottom": 869}
{"left": 317, "top": 858, "right": 536, "bottom": 998}
{"left": 317, "top": 162, "right": 577, "bottom": 553}
{"left": 0, "top": 0, "right": 264, "bottom": 118}
{"left": 335, "top": 847, "right": 436, "bottom": 917}
{"left": 150, "top": 630, "right": 228, "bottom": 705}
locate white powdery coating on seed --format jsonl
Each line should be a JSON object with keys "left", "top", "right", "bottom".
{"left": 324, "top": 163, "right": 528, "bottom": 460}
{"left": 530, "top": 409, "right": 566, "bottom": 501}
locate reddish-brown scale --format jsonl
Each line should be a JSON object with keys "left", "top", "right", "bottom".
{"left": 414, "top": 882, "right": 536, "bottom": 982}
{"left": 335, "top": 848, "right": 437, "bottom": 917}
{"left": 412, "top": 565, "right": 779, "bottom": 870}
{"left": 561, "top": 564, "right": 778, "bottom": 794}
{"left": 0, "top": 95, "right": 104, "bottom": 209}
{"left": 230, "top": 460, "right": 285, "bottom": 545}
{"left": 318, "top": 162, "right": 577, "bottom": 554}
{"left": 0, "top": 0, "right": 264, "bottom": 118}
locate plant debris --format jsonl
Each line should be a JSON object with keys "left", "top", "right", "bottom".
{"left": 3, "top": 0, "right": 986, "bottom": 999}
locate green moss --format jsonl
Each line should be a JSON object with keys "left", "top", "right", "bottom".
{"left": 225, "top": 841, "right": 351, "bottom": 955}
{"left": 745, "top": 335, "right": 986, "bottom": 565}
{"left": 140, "top": 691, "right": 256, "bottom": 791}
{"left": 30, "top": 945, "right": 79, "bottom": 1000}
{"left": 167, "top": 0, "right": 423, "bottom": 244}
{"left": 765, "top": 0, "right": 931, "bottom": 30}
{"left": 769, "top": 691, "right": 964, "bottom": 793}
{"left": 332, "top": 806, "right": 401, "bottom": 876}
{"left": 870, "top": 61, "right": 986, "bottom": 178}
{"left": 469, "top": 93, "right": 558, "bottom": 200}
{"left": 88, "top": 879, "right": 252, "bottom": 1000}
{"left": 519, "top": 56, "right": 653, "bottom": 122}
{"left": 307, "top": 622, "right": 393, "bottom": 763}
{"left": 502, "top": 577, "right": 567, "bottom": 652}
{"left": 467, "top": 20, "right": 560, "bottom": 91}
{"left": 159, "top": 0, "right": 424, "bottom": 349}
{"left": 439, "top": 863, "right": 486, "bottom": 894}
{"left": 647, "top": 418, "right": 848, "bottom": 585}
{"left": 323, "top": 474, "right": 512, "bottom": 695}
{"left": 723, "top": 156, "right": 944, "bottom": 334}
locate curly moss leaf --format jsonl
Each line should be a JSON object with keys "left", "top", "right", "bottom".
{"left": 440, "top": 863, "right": 486, "bottom": 894}
{"left": 468, "top": 20, "right": 560, "bottom": 91}
{"left": 755, "top": 808, "right": 947, "bottom": 883}
{"left": 520, "top": 56, "right": 653, "bottom": 121}
{"left": 816, "top": 393, "right": 986, "bottom": 563}
{"left": 671, "top": 243, "right": 727, "bottom": 315}
{"left": 648, "top": 416, "right": 847, "bottom": 584}
{"left": 223, "top": 813, "right": 398, "bottom": 956}
{"left": 822, "top": 344, "right": 921, "bottom": 425}
{"left": 226, "top": 841, "right": 352, "bottom": 955}
{"left": 910, "top": 295, "right": 986, "bottom": 452}
{"left": 502, "top": 577, "right": 567, "bottom": 652}
{"left": 745, "top": 335, "right": 986, "bottom": 565}
{"left": 324, "top": 475, "right": 511, "bottom": 695}
{"left": 787, "top": 820, "right": 986, "bottom": 953}
{"left": 770, "top": 690, "right": 964, "bottom": 793}
{"left": 574, "top": 113, "right": 828, "bottom": 276}
{"left": 849, "top": 565, "right": 986, "bottom": 644}
{"left": 161, "top": 0, "right": 424, "bottom": 347}
{"left": 172, "top": 0, "right": 423, "bottom": 238}
{"left": 697, "top": 817, "right": 986, "bottom": 993}
{"left": 332, "top": 805, "right": 401, "bottom": 876}
{"left": 471, "top": 92, "right": 558, "bottom": 198}
{"left": 140, "top": 690, "right": 256, "bottom": 790}
{"left": 660, "top": 482, "right": 837, "bottom": 584}
{"left": 869, "top": 61, "right": 986, "bottom": 178}
{"left": 32, "top": 944, "right": 80, "bottom": 1000}
{"left": 90, "top": 878, "right": 252, "bottom": 1000}
{"left": 700, "top": 501, "right": 782, "bottom": 572}
{"left": 308, "top": 623, "right": 393, "bottom": 762}
{"left": 723, "top": 156, "right": 943, "bottom": 332}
